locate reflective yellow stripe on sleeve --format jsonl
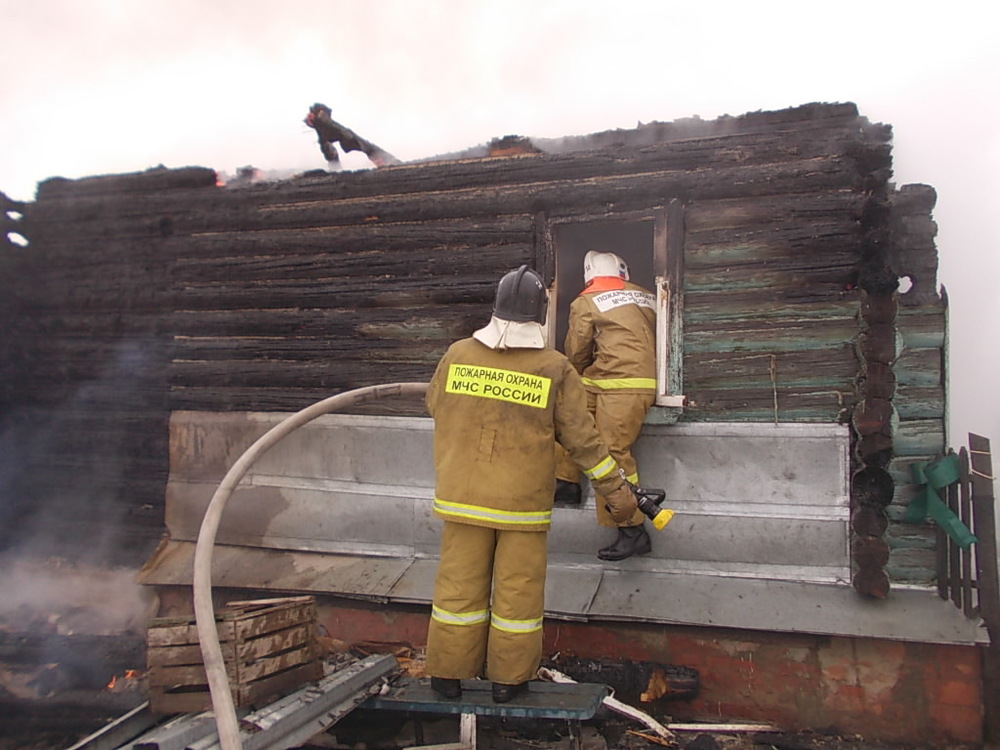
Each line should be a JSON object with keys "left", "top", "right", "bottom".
{"left": 431, "top": 604, "right": 490, "bottom": 626}
{"left": 490, "top": 612, "right": 543, "bottom": 634}
{"left": 583, "top": 455, "right": 617, "bottom": 481}
{"left": 433, "top": 498, "right": 552, "bottom": 527}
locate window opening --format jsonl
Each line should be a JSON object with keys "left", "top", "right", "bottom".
{"left": 552, "top": 219, "right": 655, "bottom": 352}
{"left": 548, "top": 211, "right": 684, "bottom": 409}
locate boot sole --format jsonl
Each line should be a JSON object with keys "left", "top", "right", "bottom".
{"left": 596, "top": 544, "right": 652, "bottom": 561}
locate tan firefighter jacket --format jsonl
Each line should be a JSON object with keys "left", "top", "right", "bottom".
{"left": 564, "top": 278, "right": 657, "bottom": 394}
{"left": 426, "top": 337, "right": 624, "bottom": 532}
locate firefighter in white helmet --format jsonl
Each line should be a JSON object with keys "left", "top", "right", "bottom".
{"left": 555, "top": 250, "right": 657, "bottom": 560}
{"left": 425, "top": 265, "right": 638, "bottom": 703}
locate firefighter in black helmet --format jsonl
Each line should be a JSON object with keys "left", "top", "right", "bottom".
{"left": 425, "top": 265, "right": 638, "bottom": 703}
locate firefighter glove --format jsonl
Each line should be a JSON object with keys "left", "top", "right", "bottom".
{"left": 603, "top": 483, "right": 639, "bottom": 525}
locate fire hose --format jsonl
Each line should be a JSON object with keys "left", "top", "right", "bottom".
{"left": 193, "top": 383, "right": 429, "bottom": 750}
{"left": 192, "top": 381, "right": 673, "bottom": 749}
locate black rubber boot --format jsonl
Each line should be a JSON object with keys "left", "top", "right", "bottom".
{"left": 431, "top": 677, "right": 462, "bottom": 699}
{"left": 492, "top": 681, "right": 528, "bottom": 703}
{"left": 597, "top": 524, "right": 651, "bottom": 561}
{"left": 554, "top": 479, "right": 582, "bottom": 504}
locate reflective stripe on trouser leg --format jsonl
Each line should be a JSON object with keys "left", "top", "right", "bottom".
{"left": 426, "top": 522, "right": 495, "bottom": 679}
{"left": 593, "top": 390, "right": 655, "bottom": 528}
{"left": 486, "top": 528, "right": 548, "bottom": 685}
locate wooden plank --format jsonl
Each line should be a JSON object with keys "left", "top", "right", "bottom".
{"left": 886, "top": 549, "right": 937, "bottom": 586}
{"left": 231, "top": 601, "right": 317, "bottom": 638}
{"left": 970, "top": 436, "right": 999, "bottom": 628}
{"left": 29, "top": 152, "right": 860, "bottom": 246}
{"left": 969, "top": 435, "right": 1000, "bottom": 744}
{"left": 226, "top": 595, "right": 316, "bottom": 608}
{"left": 893, "top": 419, "right": 946, "bottom": 457}
{"left": 146, "top": 599, "right": 315, "bottom": 642}
{"left": 685, "top": 263, "right": 857, "bottom": 294}
{"left": 896, "top": 306, "right": 946, "bottom": 348}
{"left": 147, "top": 620, "right": 236, "bottom": 648}
{"left": 894, "top": 386, "right": 944, "bottom": 419}
{"left": 171, "top": 226, "right": 534, "bottom": 266}
{"left": 959, "top": 448, "right": 975, "bottom": 617}
{"left": 170, "top": 306, "right": 482, "bottom": 337}
{"left": 28, "top": 310, "right": 177, "bottom": 335}
{"left": 148, "top": 641, "right": 237, "bottom": 668}
{"left": 237, "top": 660, "right": 324, "bottom": 706}
{"left": 148, "top": 660, "right": 238, "bottom": 686}
{"left": 684, "top": 296, "right": 858, "bottom": 324}
{"left": 171, "top": 333, "right": 458, "bottom": 362}
{"left": 683, "top": 190, "right": 862, "bottom": 232}
{"left": 34, "top": 166, "right": 217, "bottom": 199}
{"left": 236, "top": 623, "right": 313, "bottom": 664}
{"left": 685, "top": 319, "right": 856, "bottom": 354}
{"left": 150, "top": 656, "right": 324, "bottom": 715}
{"left": 168, "top": 359, "right": 438, "bottom": 390}
{"left": 681, "top": 387, "right": 855, "bottom": 422}
{"left": 167, "top": 385, "right": 430, "bottom": 415}
{"left": 238, "top": 642, "right": 316, "bottom": 683}
{"left": 223, "top": 596, "right": 314, "bottom": 618}
{"left": 28, "top": 118, "right": 859, "bottom": 211}
{"left": 685, "top": 228, "right": 860, "bottom": 270}
{"left": 895, "top": 348, "right": 944, "bottom": 388}
{"left": 684, "top": 349, "right": 856, "bottom": 390}
{"left": 170, "top": 248, "right": 527, "bottom": 287}
{"left": 149, "top": 687, "right": 217, "bottom": 715}
{"left": 170, "top": 276, "right": 498, "bottom": 312}
{"left": 947, "top": 470, "right": 962, "bottom": 609}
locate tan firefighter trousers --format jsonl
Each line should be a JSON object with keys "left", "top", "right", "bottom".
{"left": 556, "top": 390, "right": 654, "bottom": 527}
{"left": 426, "top": 521, "right": 547, "bottom": 685}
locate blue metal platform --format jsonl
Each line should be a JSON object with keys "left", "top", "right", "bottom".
{"left": 363, "top": 677, "right": 609, "bottom": 720}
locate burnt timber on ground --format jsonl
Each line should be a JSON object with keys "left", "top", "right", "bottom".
{"left": 0, "top": 102, "right": 944, "bottom": 591}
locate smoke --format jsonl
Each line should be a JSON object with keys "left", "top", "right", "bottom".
{"left": 0, "top": 553, "right": 158, "bottom": 636}
{"left": 0, "top": 337, "right": 168, "bottom": 567}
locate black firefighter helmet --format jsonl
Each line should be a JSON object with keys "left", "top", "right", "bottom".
{"left": 492, "top": 265, "right": 547, "bottom": 325}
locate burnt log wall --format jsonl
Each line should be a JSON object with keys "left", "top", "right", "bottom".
{"left": 0, "top": 103, "right": 947, "bottom": 587}
{"left": 1, "top": 169, "right": 218, "bottom": 564}
{"left": 886, "top": 185, "right": 948, "bottom": 585}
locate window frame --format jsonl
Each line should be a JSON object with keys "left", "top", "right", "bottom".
{"left": 536, "top": 201, "right": 685, "bottom": 410}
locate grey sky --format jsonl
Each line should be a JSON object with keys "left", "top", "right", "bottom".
{"left": 2, "top": 0, "right": 997, "bottom": 446}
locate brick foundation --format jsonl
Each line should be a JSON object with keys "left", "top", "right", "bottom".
{"left": 156, "top": 589, "right": 984, "bottom": 743}
{"left": 315, "top": 600, "right": 984, "bottom": 744}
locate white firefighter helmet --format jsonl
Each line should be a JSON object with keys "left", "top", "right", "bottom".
{"left": 583, "top": 251, "right": 629, "bottom": 284}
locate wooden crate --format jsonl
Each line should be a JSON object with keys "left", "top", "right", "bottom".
{"left": 147, "top": 596, "right": 324, "bottom": 714}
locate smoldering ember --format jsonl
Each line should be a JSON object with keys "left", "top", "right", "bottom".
{"left": 0, "top": 102, "right": 997, "bottom": 750}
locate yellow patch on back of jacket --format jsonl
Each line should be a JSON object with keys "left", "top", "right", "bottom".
{"left": 445, "top": 363, "right": 552, "bottom": 408}
{"left": 590, "top": 288, "right": 655, "bottom": 312}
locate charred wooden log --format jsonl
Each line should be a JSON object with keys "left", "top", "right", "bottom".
{"left": 544, "top": 654, "right": 699, "bottom": 702}
{"left": 0, "top": 632, "right": 145, "bottom": 692}
{"left": 304, "top": 103, "right": 399, "bottom": 168}
{"left": 852, "top": 284, "right": 899, "bottom": 597}
{"left": 0, "top": 691, "right": 145, "bottom": 749}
